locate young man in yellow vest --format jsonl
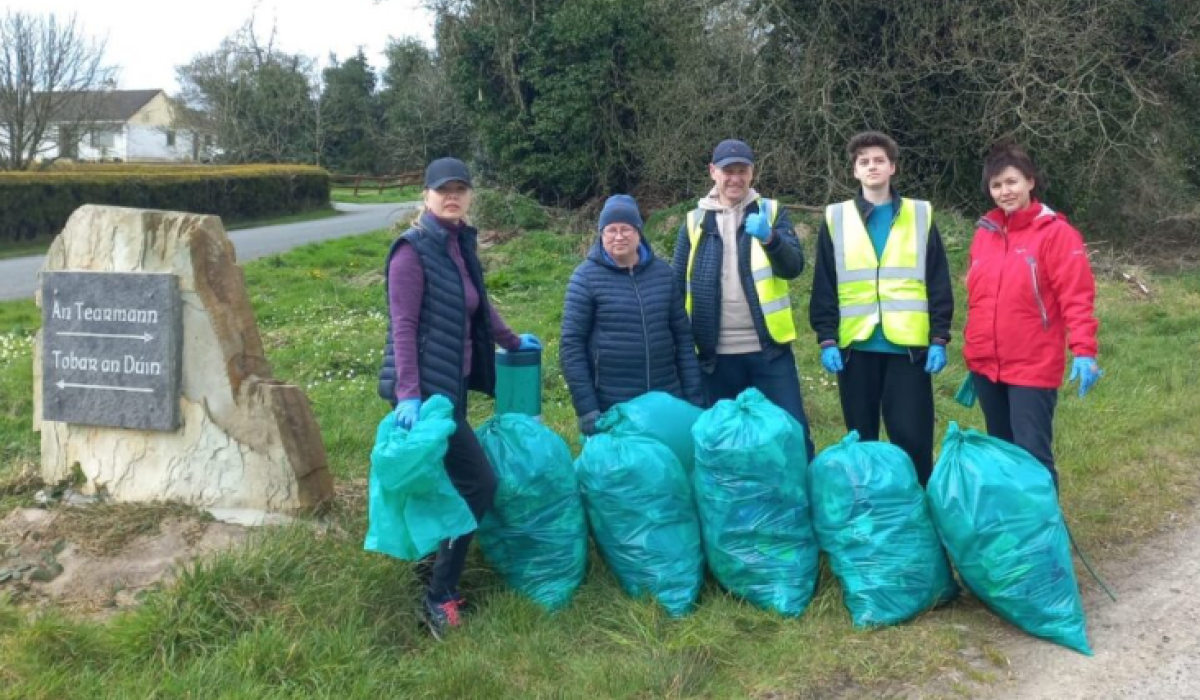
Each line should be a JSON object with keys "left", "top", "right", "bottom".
{"left": 673, "top": 139, "right": 815, "bottom": 460}
{"left": 808, "top": 132, "right": 953, "bottom": 484}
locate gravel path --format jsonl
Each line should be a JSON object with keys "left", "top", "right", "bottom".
{"left": 978, "top": 515, "right": 1200, "bottom": 699}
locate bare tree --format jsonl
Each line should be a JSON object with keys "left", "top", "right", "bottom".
{"left": 175, "top": 18, "right": 322, "bottom": 164}
{"left": 0, "top": 11, "right": 116, "bottom": 170}
{"left": 378, "top": 38, "right": 469, "bottom": 172}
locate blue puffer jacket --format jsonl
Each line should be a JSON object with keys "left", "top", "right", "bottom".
{"left": 672, "top": 199, "right": 805, "bottom": 371}
{"left": 559, "top": 238, "right": 704, "bottom": 417}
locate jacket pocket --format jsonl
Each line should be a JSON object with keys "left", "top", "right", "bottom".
{"left": 1025, "top": 256, "right": 1050, "bottom": 330}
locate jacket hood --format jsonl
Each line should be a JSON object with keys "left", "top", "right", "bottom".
{"left": 698, "top": 187, "right": 761, "bottom": 213}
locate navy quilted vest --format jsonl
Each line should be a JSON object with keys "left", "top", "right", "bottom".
{"left": 377, "top": 216, "right": 497, "bottom": 406}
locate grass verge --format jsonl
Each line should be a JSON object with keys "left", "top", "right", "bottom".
{"left": 332, "top": 185, "right": 421, "bottom": 204}
{"left": 0, "top": 208, "right": 1197, "bottom": 697}
{"left": 223, "top": 205, "right": 342, "bottom": 230}
{"left": 0, "top": 236, "right": 58, "bottom": 261}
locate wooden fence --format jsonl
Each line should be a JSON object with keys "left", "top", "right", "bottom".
{"left": 330, "top": 171, "right": 422, "bottom": 196}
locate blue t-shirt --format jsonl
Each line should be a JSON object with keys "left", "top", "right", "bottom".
{"left": 849, "top": 201, "right": 907, "bottom": 354}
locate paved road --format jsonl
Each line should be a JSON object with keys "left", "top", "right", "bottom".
{"left": 0, "top": 202, "right": 416, "bottom": 301}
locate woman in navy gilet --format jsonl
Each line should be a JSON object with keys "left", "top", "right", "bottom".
{"left": 378, "top": 157, "right": 541, "bottom": 639}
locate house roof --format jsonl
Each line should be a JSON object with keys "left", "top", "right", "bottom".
{"left": 50, "top": 89, "right": 165, "bottom": 122}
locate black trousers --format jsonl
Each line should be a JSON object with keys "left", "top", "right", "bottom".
{"left": 971, "top": 373, "right": 1059, "bottom": 488}
{"left": 836, "top": 349, "right": 935, "bottom": 485}
{"left": 703, "top": 346, "right": 816, "bottom": 461}
{"left": 400, "top": 390, "right": 497, "bottom": 601}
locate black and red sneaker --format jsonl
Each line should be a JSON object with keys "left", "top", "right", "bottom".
{"left": 449, "top": 590, "right": 473, "bottom": 614}
{"left": 421, "top": 594, "right": 463, "bottom": 641}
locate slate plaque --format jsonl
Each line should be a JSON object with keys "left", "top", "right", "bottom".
{"left": 41, "top": 271, "right": 182, "bottom": 431}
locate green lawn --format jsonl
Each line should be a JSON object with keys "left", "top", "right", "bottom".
{"left": 0, "top": 235, "right": 59, "bottom": 261}
{"left": 332, "top": 184, "right": 422, "bottom": 204}
{"left": 0, "top": 209, "right": 1198, "bottom": 698}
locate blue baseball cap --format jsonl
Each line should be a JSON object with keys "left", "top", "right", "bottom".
{"left": 712, "top": 139, "right": 754, "bottom": 168}
{"left": 424, "top": 157, "right": 473, "bottom": 189}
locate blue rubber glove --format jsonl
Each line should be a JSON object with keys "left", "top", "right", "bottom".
{"left": 820, "top": 346, "right": 843, "bottom": 373}
{"left": 744, "top": 212, "right": 772, "bottom": 242}
{"left": 517, "top": 333, "right": 542, "bottom": 351}
{"left": 924, "top": 345, "right": 947, "bottom": 374}
{"left": 393, "top": 399, "right": 421, "bottom": 431}
{"left": 1068, "top": 356, "right": 1103, "bottom": 398}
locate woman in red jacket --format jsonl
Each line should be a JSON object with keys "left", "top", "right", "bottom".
{"left": 963, "top": 142, "right": 1103, "bottom": 487}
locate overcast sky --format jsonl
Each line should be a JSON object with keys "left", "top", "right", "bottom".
{"left": 3, "top": 0, "right": 436, "bottom": 92}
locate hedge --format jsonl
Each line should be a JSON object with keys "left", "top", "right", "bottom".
{"left": 0, "top": 165, "right": 330, "bottom": 243}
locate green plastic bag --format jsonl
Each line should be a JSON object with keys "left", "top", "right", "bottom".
{"left": 691, "top": 388, "right": 819, "bottom": 617}
{"left": 476, "top": 414, "right": 587, "bottom": 612}
{"left": 363, "top": 395, "right": 476, "bottom": 561}
{"left": 927, "top": 422, "right": 1091, "bottom": 654}
{"left": 596, "top": 391, "right": 703, "bottom": 473}
{"left": 809, "top": 431, "right": 958, "bottom": 627}
{"left": 955, "top": 374, "right": 978, "bottom": 408}
{"left": 575, "top": 433, "right": 704, "bottom": 617}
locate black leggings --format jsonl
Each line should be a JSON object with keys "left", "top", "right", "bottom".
{"left": 426, "top": 406, "right": 497, "bottom": 600}
{"left": 971, "top": 373, "right": 1059, "bottom": 488}
{"left": 397, "top": 390, "right": 498, "bottom": 601}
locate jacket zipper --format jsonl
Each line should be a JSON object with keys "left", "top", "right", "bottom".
{"left": 868, "top": 200, "right": 896, "bottom": 336}
{"left": 593, "top": 347, "right": 600, "bottom": 387}
{"left": 630, "top": 267, "right": 651, "bottom": 391}
{"left": 877, "top": 202, "right": 899, "bottom": 328}
{"left": 993, "top": 227, "right": 1007, "bottom": 369}
{"left": 1025, "top": 256, "right": 1050, "bottom": 329}
{"left": 448, "top": 235, "right": 467, "bottom": 378}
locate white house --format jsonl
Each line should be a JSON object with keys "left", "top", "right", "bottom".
{"left": 45, "top": 89, "right": 212, "bottom": 163}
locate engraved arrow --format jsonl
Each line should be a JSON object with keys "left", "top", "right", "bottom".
{"left": 55, "top": 381, "right": 153, "bottom": 394}
{"left": 56, "top": 331, "right": 154, "bottom": 342}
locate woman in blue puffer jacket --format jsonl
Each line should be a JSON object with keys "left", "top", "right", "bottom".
{"left": 560, "top": 195, "right": 705, "bottom": 435}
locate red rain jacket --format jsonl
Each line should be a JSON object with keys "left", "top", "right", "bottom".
{"left": 963, "top": 201, "right": 1099, "bottom": 389}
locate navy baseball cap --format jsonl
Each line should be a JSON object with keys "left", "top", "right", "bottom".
{"left": 424, "top": 157, "right": 473, "bottom": 189}
{"left": 712, "top": 139, "right": 754, "bottom": 168}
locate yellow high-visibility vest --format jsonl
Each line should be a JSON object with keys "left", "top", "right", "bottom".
{"left": 685, "top": 198, "right": 796, "bottom": 344}
{"left": 826, "top": 198, "right": 931, "bottom": 347}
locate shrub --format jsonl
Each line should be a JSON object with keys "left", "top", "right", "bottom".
{"left": 471, "top": 189, "right": 551, "bottom": 232}
{"left": 0, "top": 165, "right": 330, "bottom": 242}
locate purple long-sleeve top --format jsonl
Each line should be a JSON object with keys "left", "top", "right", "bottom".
{"left": 388, "top": 219, "right": 520, "bottom": 401}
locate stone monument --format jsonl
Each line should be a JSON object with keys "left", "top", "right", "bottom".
{"left": 33, "top": 205, "right": 334, "bottom": 515}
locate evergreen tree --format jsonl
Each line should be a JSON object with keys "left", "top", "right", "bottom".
{"left": 320, "top": 50, "right": 380, "bottom": 174}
